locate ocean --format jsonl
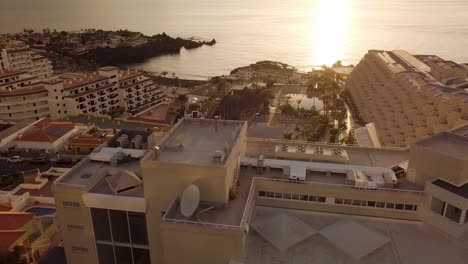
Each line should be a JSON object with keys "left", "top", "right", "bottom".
{"left": 1, "top": 0, "right": 468, "bottom": 79}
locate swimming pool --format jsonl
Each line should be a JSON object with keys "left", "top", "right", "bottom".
{"left": 25, "top": 207, "right": 56, "bottom": 216}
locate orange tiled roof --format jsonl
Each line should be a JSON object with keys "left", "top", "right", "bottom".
{"left": 63, "top": 74, "right": 108, "bottom": 90}
{"left": 0, "top": 85, "right": 47, "bottom": 98}
{"left": 0, "top": 69, "right": 28, "bottom": 78}
{"left": 68, "top": 134, "right": 110, "bottom": 146}
{"left": 16, "top": 121, "right": 75, "bottom": 143}
{"left": 0, "top": 230, "right": 26, "bottom": 251}
{"left": 0, "top": 202, "right": 13, "bottom": 212}
{"left": 118, "top": 70, "right": 143, "bottom": 81}
{"left": 0, "top": 212, "right": 34, "bottom": 231}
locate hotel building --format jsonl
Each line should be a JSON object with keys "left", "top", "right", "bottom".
{"left": 0, "top": 67, "right": 165, "bottom": 122}
{"left": 0, "top": 69, "right": 50, "bottom": 121}
{"left": 53, "top": 118, "right": 468, "bottom": 264}
{"left": 346, "top": 50, "right": 468, "bottom": 147}
{"left": 0, "top": 40, "right": 53, "bottom": 79}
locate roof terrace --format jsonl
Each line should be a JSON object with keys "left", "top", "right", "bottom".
{"left": 154, "top": 118, "right": 246, "bottom": 166}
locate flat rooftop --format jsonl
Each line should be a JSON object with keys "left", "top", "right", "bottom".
{"left": 416, "top": 132, "right": 468, "bottom": 160}
{"left": 433, "top": 179, "right": 468, "bottom": 199}
{"left": 245, "top": 206, "right": 468, "bottom": 264}
{"left": 156, "top": 118, "right": 245, "bottom": 166}
{"left": 246, "top": 138, "right": 410, "bottom": 168}
{"left": 55, "top": 155, "right": 141, "bottom": 188}
{"left": 163, "top": 164, "right": 423, "bottom": 226}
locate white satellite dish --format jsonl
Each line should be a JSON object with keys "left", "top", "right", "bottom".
{"left": 180, "top": 184, "right": 200, "bottom": 217}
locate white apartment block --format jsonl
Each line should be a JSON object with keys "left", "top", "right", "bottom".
{"left": 0, "top": 40, "right": 53, "bottom": 79}
{"left": 52, "top": 118, "right": 468, "bottom": 264}
{"left": 346, "top": 50, "right": 468, "bottom": 147}
{"left": 0, "top": 66, "right": 165, "bottom": 122}
{"left": 0, "top": 69, "right": 50, "bottom": 121}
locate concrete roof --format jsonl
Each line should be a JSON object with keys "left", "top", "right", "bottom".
{"left": 156, "top": 118, "right": 245, "bottom": 166}
{"left": 416, "top": 132, "right": 468, "bottom": 160}
{"left": 245, "top": 207, "right": 468, "bottom": 264}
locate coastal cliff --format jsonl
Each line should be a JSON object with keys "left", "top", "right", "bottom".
{"left": 80, "top": 33, "right": 216, "bottom": 66}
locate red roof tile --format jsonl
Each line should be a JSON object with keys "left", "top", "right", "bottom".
{"left": 0, "top": 212, "right": 34, "bottom": 231}
{"left": 0, "top": 202, "right": 13, "bottom": 212}
{"left": 0, "top": 230, "right": 26, "bottom": 251}
{"left": 16, "top": 121, "right": 75, "bottom": 143}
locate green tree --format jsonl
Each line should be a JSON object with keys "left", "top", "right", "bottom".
{"left": 282, "top": 130, "right": 293, "bottom": 140}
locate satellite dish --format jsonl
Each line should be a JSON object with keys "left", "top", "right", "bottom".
{"left": 180, "top": 184, "right": 200, "bottom": 217}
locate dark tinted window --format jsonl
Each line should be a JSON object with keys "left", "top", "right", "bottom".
{"left": 133, "top": 248, "right": 151, "bottom": 264}
{"left": 91, "top": 208, "right": 111, "bottom": 241}
{"left": 110, "top": 210, "right": 130, "bottom": 243}
{"left": 128, "top": 212, "right": 148, "bottom": 245}
{"left": 115, "top": 246, "right": 132, "bottom": 264}
{"left": 97, "top": 243, "right": 114, "bottom": 264}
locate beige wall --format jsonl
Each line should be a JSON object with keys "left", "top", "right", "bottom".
{"left": 254, "top": 178, "right": 425, "bottom": 221}
{"left": 408, "top": 144, "right": 468, "bottom": 186}
{"left": 53, "top": 186, "right": 98, "bottom": 264}
{"left": 159, "top": 223, "right": 244, "bottom": 264}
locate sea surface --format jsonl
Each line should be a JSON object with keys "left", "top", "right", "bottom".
{"left": 1, "top": 0, "right": 468, "bottom": 79}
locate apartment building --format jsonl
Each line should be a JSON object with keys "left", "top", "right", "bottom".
{"left": 45, "top": 67, "right": 165, "bottom": 119}
{"left": 0, "top": 40, "right": 53, "bottom": 79}
{"left": 346, "top": 50, "right": 468, "bottom": 147}
{"left": 0, "top": 69, "right": 50, "bottom": 121}
{"left": 53, "top": 118, "right": 468, "bottom": 264}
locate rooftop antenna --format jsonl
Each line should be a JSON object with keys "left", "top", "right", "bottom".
{"left": 180, "top": 184, "right": 200, "bottom": 218}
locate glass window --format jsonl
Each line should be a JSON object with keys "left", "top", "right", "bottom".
{"left": 300, "top": 195, "right": 308, "bottom": 201}
{"left": 344, "top": 199, "right": 352, "bottom": 205}
{"left": 97, "top": 244, "right": 114, "bottom": 264}
{"left": 283, "top": 193, "right": 291, "bottom": 199}
{"left": 133, "top": 248, "right": 151, "bottom": 264}
{"left": 129, "top": 212, "right": 148, "bottom": 245}
{"left": 386, "top": 203, "right": 395, "bottom": 209}
{"left": 274, "top": 193, "right": 283, "bottom": 198}
{"left": 258, "top": 191, "right": 266, "bottom": 197}
{"left": 376, "top": 202, "right": 385, "bottom": 208}
{"left": 91, "top": 208, "right": 111, "bottom": 241}
{"left": 430, "top": 197, "right": 445, "bottom": 215}
{"left": 318, "top": 197, "right": 326, "bottom": 203}
{"left": 352, "top": 200, "right": 361, "bottom": 206}
{"left": 335, "top": 198, "right": 343, "bottom": 204}
{"left": 267, "top": 192, "right": 274, "bottom": 198}
{"left": 291, "top": 194, "right": 300, "bottom": 200}
{"left": 115, "top": 246, "right": 132, "bottom": 264}
{"left": 445, "top": 204, "right": 462, "bottom": 223}
{"left": 361, "top": 201, "right": 368, "bottom": 206}
{"left": 395, "top": 204, "right": 405, "bottom": 210}
{"left": 309, "top": 196, "right": 317, "bottom": 202}
{"left": 110, "top": 210, "right": 130, "bottom": 243}
{"left": 404, "top": 204, "right": 414, "bottom": 211}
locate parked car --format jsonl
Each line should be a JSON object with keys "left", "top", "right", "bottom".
{"left": 7, "top": 156, "right": 24, "bottom": 163}
{"left": 55, "top": 158, "right": 72, "bottom": 165}
{"left": 30, "top": 156, "right": 50, "bottom": 164}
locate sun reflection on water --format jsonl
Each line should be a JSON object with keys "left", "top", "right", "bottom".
{"left": 312, "top": 0, "right": 350, "bottom": 67}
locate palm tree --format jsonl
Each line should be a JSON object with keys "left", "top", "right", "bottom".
{"left": 282, "top": 130, "right": 293, "bottom": 140}
{"left": 171, "top": 72, "right": 176, "bottom": 79}
{"left": 160, "top": 71, "right": 168, "bottom": 78}
{"left": 107, "top": 107, "right": 124, "bottom": 134}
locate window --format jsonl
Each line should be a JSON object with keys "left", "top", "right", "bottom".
{"left": 67, "top": 224, "right": 84, "bottom": 232}
{"left": 404, "top": 204, "right": 414, "bottom": 211}
{"left": 386, "top": 203, "right": 395, "bottom": 209}
{"left": 63, "top": 201, "right": 80, "bottom": 208}
{"left": 317, "top": 197, "right": 326, "bottom": 203}
{"left": 352, "top": 200, "right": 361, "bottom": 206}
{"left": 300, "top": 195, "right": 308, "bottom": 201}
{"left": 115, "top": 246, "right": 132, "bottom": 264}
{"left": 376, "top": 202, "right": 385, "bottom": 208}
{"left": 110, "top": 210, "right": 130, "bottom": 243}
{"left": 344, "top": 199, "right": 352, "bottom": 205}
{"left": 430, "top": 197, "right": 445, "bottom": 215}
{"left": 91, "top": 208, "right": 111, "bottom": 241}
{"left": 71, "top": 246, "right": 88, "bottom": 254}
{"left": 128, "top": 212, "right": 148, "bottom": 245}
{"left": 132, "top": 248, "right": 150, "bottom": 264}
{"left": 97, "top": 244, "right": 115, "bottom": 264}
{"left": 335, "top": 198, "right": 344, "bottom": 204}
{"left": 368, "top": 201, "right": 376, "bottom": 207}
{"left": 395, "top": 204, "right": 405, "bottom": 210}
{"left": 445, "top": 204, "right": 462, "bottom": 223}
{"left": 258, "top": 191, "right": 266, "bottom": 197}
